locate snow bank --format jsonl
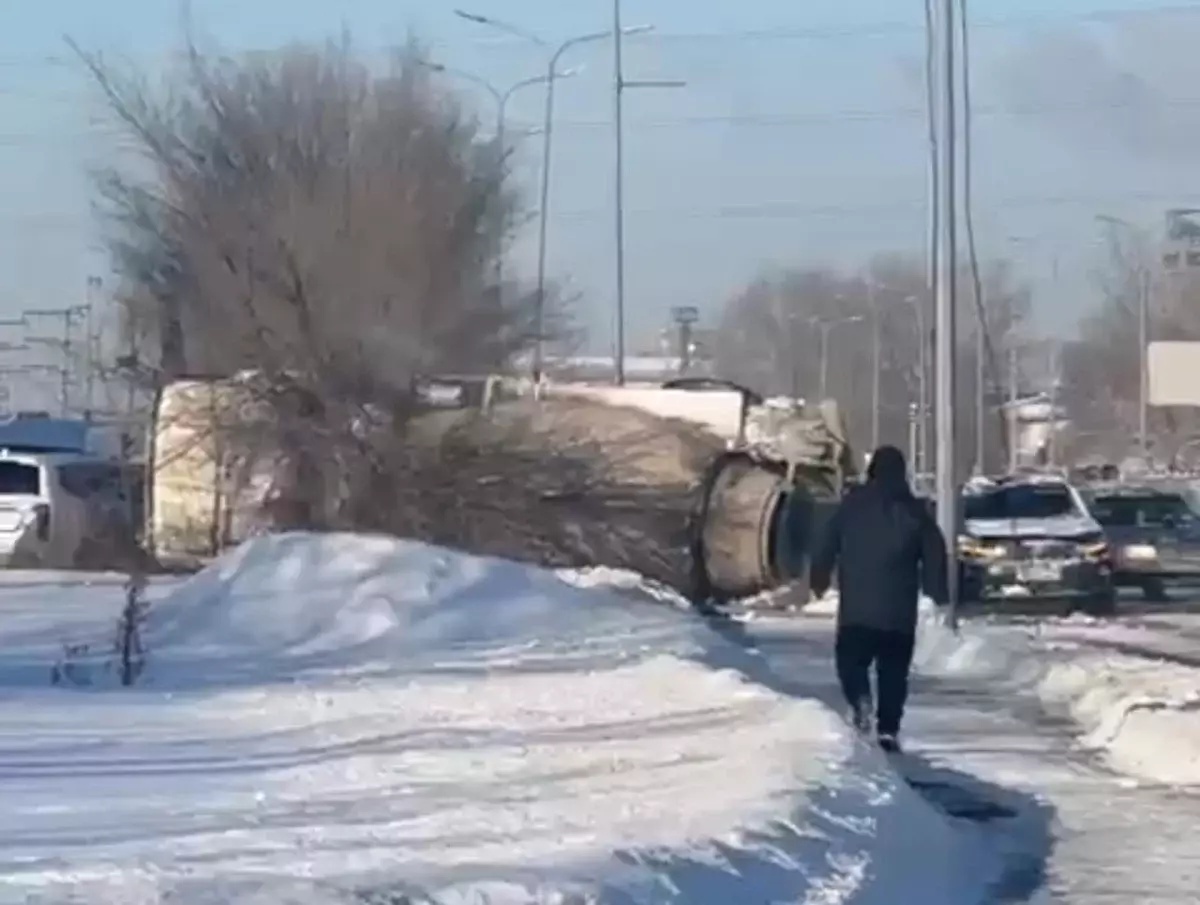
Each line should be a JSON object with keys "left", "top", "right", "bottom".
{"left": 0, "top": 534, "right": 994, "bottom": 904}
{"left": 915, "top": 604, "right": 1200, "bottom": 786}
{"left": 1035, "top": 644, "right": 1200, "bottom": 785}
{"left": 143, "top": 532, "right": 711, "bottom": 684}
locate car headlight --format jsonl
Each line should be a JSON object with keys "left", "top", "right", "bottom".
{"left": 1122, "top": 543, "right": 1158, "bottom": 561}
{"left": 958, "top": 536, "right": 1006, "bottom": 560}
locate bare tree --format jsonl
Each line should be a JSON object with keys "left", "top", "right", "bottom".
{"left": 1061, "top": 231, "right": 1200, "bottom": 464}
{"left": 72, "top": 32, "right": 560, "bottom": 534}
{"left": 714, "top": 254, "right": 1028, "bottom": 473}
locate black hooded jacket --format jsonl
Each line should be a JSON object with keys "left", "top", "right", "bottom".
{"left": 809, "top": 445, "right": 949, "bottom": 634}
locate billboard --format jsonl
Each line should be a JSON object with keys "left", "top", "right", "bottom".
{"left": 1148, "top": 341, "right": 1200, "bottom": 406}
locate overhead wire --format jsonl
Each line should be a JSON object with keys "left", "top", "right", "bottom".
{"left": 11, "top": 97, "right": 1200, "bottom": 137}
{"left": 0, "top": 3, "right": 1195, "bottom": 67}
{"left": 3, "top": 188, "right": 1198, "bottom": 230}
{"left": 958, "top": 0, "right": 1010, "bottom": 469}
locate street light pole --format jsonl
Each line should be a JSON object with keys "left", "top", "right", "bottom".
{"left": 869, "top": 281, "right": 881, "bottom": 450}
{"left": 455, "top": 10, "right": 624, "bottom": 382}
{"left": 1007, "top": 344, "right": 1019, "bottom": 472}
{"left": 914, "top": 295, "right": 929, "bottom": 474}
{"left": 612, "top": 1, "right": 682, "bottom": 385}
{"left": 819, "top": 324, "right": 831, "bottom": 400}
{"left": 1138, "top": 263, "right": 1150, "bottom": 454}
{"left": 422, "top": 60, "right": 571, "bottom": 313}
{"left": 933, "top": 0, "right": 960, "bottom": 609}
{"left": 613, "top": 0, "right": 627, "bottom": 386}
{"left": 974, "top": 299, "right": 986, "bottom": 474}
{"left": 812, "top": 314, "right": 865, "bottom": 401}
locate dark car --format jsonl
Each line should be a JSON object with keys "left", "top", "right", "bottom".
{"left": 1081, "top": 486, "right": 1200, "bottom": 600}
{"left": 957, "top": 476, "right": 1116, "bottom": 614}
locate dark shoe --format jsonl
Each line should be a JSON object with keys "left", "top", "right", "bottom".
{"left": 848, "top": 702, "right": 872, "bottom": 734}
{"left": 877, "top": 733, "right": 901, "bottom": 753}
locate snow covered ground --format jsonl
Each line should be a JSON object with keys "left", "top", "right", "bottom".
{"left": 769, "top": 589, "right": 1200, "bottom": 788}
{"left": 914, "top": 605, "right": 1200, "bottom": 787}
{"left": 0, "top": 537, "right": 998, "bottom": 904}
{"left": 740, "top": 597, "right": 1200, "bottom": 902}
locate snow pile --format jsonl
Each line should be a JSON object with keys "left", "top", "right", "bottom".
{"left": 1035, "top": 643, "right": 1200, "bottom": 785}
{"left": 0, "top": 534, "right": 994, "bottom": 904}
{"left": 915, "top": 604, "right": 1200, "bottom": 786}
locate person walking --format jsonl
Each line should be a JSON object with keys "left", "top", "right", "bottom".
{"left": 809, "top": 444, "right": 950, "bottom": 753}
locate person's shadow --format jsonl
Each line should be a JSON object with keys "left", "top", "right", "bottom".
{"left": 697, "top": 611, "right": 1057, "bottom": 903}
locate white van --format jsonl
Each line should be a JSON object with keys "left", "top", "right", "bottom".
{"left": 0, "top": 451, "right": 131, "bottom": 569}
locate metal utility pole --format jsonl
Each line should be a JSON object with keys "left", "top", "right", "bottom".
{"left": 613, "top": 0, "right": 627, "bottom": 387}
{"left": 611, "top": 0, "right": 682, "bottom": 385}
{"left": 818, "top": 325, "right": 830, "bottom": 400}
{"left": 869, "top": 281, "right": 881, "bottom": 450}
{"left": 912, "top": 295, "right": 929, "bottom": 474}
{"left": 974, "top": 305, "right": 985, "bottom": 474}
{"left": 1007, "top": 344, "right": 1019, "bottom": 472}
{"left": 418, "top": 62, "right": 565, "bottom": 292}
{"left": 533, "top": 38, "right": 603, "bottom": 381}
{"left": 812, "top": 314, "right": 865, "bottom": 402}
{"left": 671, "top": 305, "right": 699, "bottom": 375}
{"left": 933, "top": 0, "right": 960, "bottom": 607}
{"left": 908, "top": 403, "right": 920, "bottom": 473}
{"left": 454, "top": 10, "right": 625, "bottom": 381}
{"left": 1046, "top": 342, "right": 1061, "bottom": 467}
{"left": 1138, "top": 264, "right": 1150, "bottom": 455}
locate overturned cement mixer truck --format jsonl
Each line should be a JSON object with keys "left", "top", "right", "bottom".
{"left": 386, "top": 374, "right": 859, "bottom": 609}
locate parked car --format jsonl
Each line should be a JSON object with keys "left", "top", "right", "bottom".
{"left": 0, "top": 451, "right": 137, "bottom": 569}
{"left": 1080, "top": 485, "right": 1200, "bottom": 600}
{"left": 957, "top": 475, "right": 1116, "bottom": 614}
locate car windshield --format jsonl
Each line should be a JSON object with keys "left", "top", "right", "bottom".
{"left": 963, "top": 484, "right": 1078, "bottom": 521}
{"left": 1089, "top": 493, "right": 1194, "bottom": 529}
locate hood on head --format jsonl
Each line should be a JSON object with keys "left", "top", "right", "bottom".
{"left": 866, "top": 444, "right": 910, "bottom": 496}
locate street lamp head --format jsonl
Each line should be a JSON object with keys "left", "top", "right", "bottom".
{"left": 556, "top": 65, "right": 584, "bottom": 79}
{"left": 621, "top": 24, "right": 654, "bottom": 36}
{"left": 420, "top": 61, "right": 448, "bottom": 73}
{"left": 453, "top": 9, "right": 489, "bottom": 25}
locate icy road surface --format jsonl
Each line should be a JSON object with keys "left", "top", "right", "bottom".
{"left": 727, "top": 602, "right": 1200, "bottom": 904}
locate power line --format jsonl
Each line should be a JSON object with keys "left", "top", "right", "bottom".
{"left": 1, "top": 189, "right": 1196, "bottom": 229}
{"left": 5, "top": 95, "right": 1200, "bottom": 147}
{"left": 503, "top": 98, "right": 1200, "bottom": 129}
{"left": 0, "top": 4, "right": 1197, "bottom": 69}
{"left": 552, "top": 191, "right": 1200, "bottom": 220}
{"left": 179, "top": 190, "right": 1200, "bottom": 222}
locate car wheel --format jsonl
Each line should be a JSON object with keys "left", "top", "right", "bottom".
{"left": 1142, "top": 578, "right": 1169, "bottom": 602}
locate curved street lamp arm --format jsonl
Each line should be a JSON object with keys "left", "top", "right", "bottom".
{"left": 419, "top": 60, "right": 503, "bottom": 108}
{"left": 453, "top": 9, "right": 547, "bottom": 47}
{"left": 500, "top": 73, "right": 551, "bottom": 106}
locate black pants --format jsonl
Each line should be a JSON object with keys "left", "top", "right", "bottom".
{"left": 834, "top": 625, "right": 916, "bottom": 736}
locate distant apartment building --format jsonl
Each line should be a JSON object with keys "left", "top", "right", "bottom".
{"left": 1160, "top": 208, "right": 1200, "bottom": 272}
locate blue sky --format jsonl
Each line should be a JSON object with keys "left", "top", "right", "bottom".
{"left": 2, "top": 0, "right": 1198, "bottom": 398}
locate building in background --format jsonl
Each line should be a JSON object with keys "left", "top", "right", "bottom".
{"left": 545, "top": 309, "right": 717, "bottom": 384}
{"left": 1160, "top": 209, "right": 1200, "bottom": 272}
